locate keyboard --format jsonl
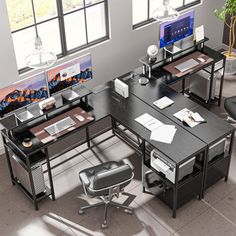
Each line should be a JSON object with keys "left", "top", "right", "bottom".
{"left": 175, "top": 59, "right": 199, "bottom": 73}
{"left": 44, "top": 117, "right": 76, "bottom": 136}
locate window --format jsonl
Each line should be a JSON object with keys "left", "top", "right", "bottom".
{"left": 132, "top": 0, "right": 201, "bottom": 29}
{"left": 6, "top": 0, "right": 109, "bottom": 72}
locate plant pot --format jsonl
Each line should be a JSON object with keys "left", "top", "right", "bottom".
{"left": 222, "top": 51, "right": 236, "bottom": 75}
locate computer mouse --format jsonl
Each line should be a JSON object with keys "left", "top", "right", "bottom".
{"left": 75, "top": 115, "right": 85, "bottom": 122}
{"left": 197, "top": 57, "right": 205, "bottom": 63}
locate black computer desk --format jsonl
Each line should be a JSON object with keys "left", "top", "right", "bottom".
{"left": 1, "top": 83, "right": 207, "bottom": 218}
{"left": 0, "top": 47, "right": 233, "bottom": 218}
{"left": 91, "top": 87, "right": 208, "bottom": 218}
{"left": 122, "top": 72, "right": 235, "bottom": 199}
{"left": 140, "top": 45, "right": 226, "bottom": 108}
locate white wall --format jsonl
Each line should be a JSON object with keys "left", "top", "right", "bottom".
{"left": 0, "top": 0, "right": 19, "bottom": 154}
{"left": 0, "top": 0, "right": 225, "bottom": 154}
{"left": 0, "top": 0, "right": 19, "bottom": 87}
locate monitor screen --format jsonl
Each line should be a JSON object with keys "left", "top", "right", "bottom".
{"left": 0, "top": 73, "right": 48, "bottom": 117}
{"left": 159, "top": 10, "right": 195, "bottom": 48}
{"left": 47, "top": 53, "right": 93, "bottom": 96}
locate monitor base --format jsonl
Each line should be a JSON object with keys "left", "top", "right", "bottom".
{"left": 16, "top": 110, "right": 34, "bottom": 122}
{"left": 164, "top": 45, "right": 182, "bottom": 55}
{"left": 62, "top": 90, "right": 79, "bottom": 101}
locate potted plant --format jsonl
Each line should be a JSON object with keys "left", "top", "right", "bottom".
{"left": 214, "top": 0, "right": 236, "bottom": 75}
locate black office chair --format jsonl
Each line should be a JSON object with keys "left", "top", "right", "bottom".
{"left": 224, "top": 96, "right": 236, "bottom": 122}
{"left": 78, "top": 159, "right": 134, "bottom": 229}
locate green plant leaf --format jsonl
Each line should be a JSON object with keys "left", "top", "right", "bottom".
{"left": 214, "top": 8, "right": 226, "bottom": 22}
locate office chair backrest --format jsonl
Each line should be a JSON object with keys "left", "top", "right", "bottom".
{"left": 93, "top": 164, "right": 132, "bottom": 190}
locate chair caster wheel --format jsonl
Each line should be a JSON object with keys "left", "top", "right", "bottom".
{"left": 124, "top": 209, "right": 133, "bottom": 215}
{"left": 78, "top": 209, "right": 84, "bottom": 215}
{"left": 101, "top": 223, "right": 108, "bottom": 229}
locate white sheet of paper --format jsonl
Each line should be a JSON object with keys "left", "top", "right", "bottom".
{"left": 150, "top": 124, "right": 176, "bottom": 144}
{"left": 135, "top": 113, "right": 153, "bottom": 124}
{"left": 135, "top": 113, "right": 163, "bottom": 131}
{"left": 153, "top": 96, "right": 174, "bottom": 109}
{"left": 195, "top": 25, "right": 204, "bottom": 42}
{"left": 145, "top": 118, "right": 163, "bottom": 131}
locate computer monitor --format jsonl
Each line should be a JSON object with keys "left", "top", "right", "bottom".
{"left": 0, "top": 72, "right": 48, "bottom": 117}
{"left": 46, "top": 53, "right": 93, "bottom": 96}
{"left": 159, "top": 10, "right": 195, "bottom": 50}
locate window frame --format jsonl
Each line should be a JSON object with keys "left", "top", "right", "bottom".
{"left": 133, "top": 0, "right": 201, "bottom": 29}
{"left": 8, "top": 0, "right": 109, "bottom": 74}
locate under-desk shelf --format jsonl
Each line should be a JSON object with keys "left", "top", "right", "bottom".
{"left": 144, "top": 159, "right": 202, "bottom": 187}
{"left": 185, "top": 89, "right": 219, "bottom": 107}
{"left": 5, "top": 139, "right": 46, "bottom": 166}
{"left": 157, "top": 172, "right": 202, "bottom": 209}
{"left": 144, "top": 159, "right": 203, "bottom": 209}
{"left": 205, "top": 154, "right": 230, "bottom": 190}
{"left": 14, "top": 177, "right": 51, "bottom": 202}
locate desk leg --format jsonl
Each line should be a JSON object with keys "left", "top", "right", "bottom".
{"left": 45, "top": 148, "right": 55, "bottom": 201}
{"left": 172, "top": 164, "right": 179, "bottom": 218}
{"left": 218, "top": 58, "right": 226, "bottom": 107}
{"left": 141, "top": 140, "right": 146, "bottom": 193}
{"left": 2, "top": 135, "right": 15, "bottom": 185}
{"left": 208, "top": 63, "right": 215, "bottom": 109}
{"left": 172, "top": 186, "right": 177, "bottom": 218}
{"left": 225, "top": 131, "right": 235, "bottom": 182}
{"left": 111, "top": 117, "right": 117, "bottom": 135}
{"left": 201, "top": 148, "right": 208, "bottom": 198}
{"left": 182, "top": 79, "right": 185, "bottom": 95}
{"left": 86, "top": 127, "right": 90, "bottom": 148}
{"left": 84, "top": 95, "right": 88, "bottom": 108}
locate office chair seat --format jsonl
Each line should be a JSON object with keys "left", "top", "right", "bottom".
{"left": 79, "top": 160, "right": 134, "bottom": 229}
{"left": 224, "top": 96, "right": 236, "bottom": 120}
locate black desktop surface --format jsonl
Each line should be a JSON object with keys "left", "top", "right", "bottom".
{"left": 151, "top": 54, "right": 214, "bottom": 86}
{"left": 123, "top": 76, "right": 234, "bottom": 146}
{"left": 202, "top": 46, "right": 225, "bottom": 63}
{"left": 188, "top": 106, "right": 235, "bottom": 145}
{"left": 89, "top": 85, "right": 206, "bottom": 164}
{"left": 122, "top": 74, "right": 199, "bottom": 114}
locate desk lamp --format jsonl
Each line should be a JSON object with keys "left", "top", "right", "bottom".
{"left": 147, "top": 45, "right": 158, "bottom": 62}
{"left": 138, "top": 45, "right": 159, "bottom": 85}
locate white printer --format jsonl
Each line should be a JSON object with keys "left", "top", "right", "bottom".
{"left": 150, "top": 149, "right": 196, "bottom": 183}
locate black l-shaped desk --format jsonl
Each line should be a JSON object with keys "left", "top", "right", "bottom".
{"left": 1, "top": 45, "right": 235, "bottom": 218}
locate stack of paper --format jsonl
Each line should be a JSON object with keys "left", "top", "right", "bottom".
{"left": 150, "top": 124, "right": 177, "bottom": 144}
{"left": 135, "top": 113, "right": 176, "bottom": 144}
{"left": 153, "top": 96, "right": 174, "bottom": 109}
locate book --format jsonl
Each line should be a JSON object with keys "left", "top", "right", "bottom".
{"left": 153, "top": 96, "right": 174, "bottom": 109}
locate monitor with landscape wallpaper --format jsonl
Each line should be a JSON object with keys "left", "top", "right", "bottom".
{"left": 46, "top": 53, "right": 93, "bottom": 96}
{"left": 0, "top": 73, "right": 48, "bottom": 117}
